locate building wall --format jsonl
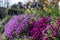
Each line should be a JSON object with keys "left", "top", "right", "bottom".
{"left": 0, "top": 0, "right": 3, "bottom": 7}
{"left": 0, "top": 0, "right": 9, "bottom": 8}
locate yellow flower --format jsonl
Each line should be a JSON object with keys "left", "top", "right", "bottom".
{"left": 25, "top": 9, "right": 32, "bottom": 14}
{"left": 27, "top": 9, "right": 30, "bottom": 12}
{"left": 43, "top": 6, "right": 48, "bottom": 11}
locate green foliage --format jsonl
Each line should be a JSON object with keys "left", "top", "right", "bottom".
{"left": 24, "top": 4, "right": 59, "bottom": 17}
{"left": 0, "top": 15, "right": 10, "bottom": 33}
{"left": 2, "top": 15, "right": 11, "bottom": 25}
{"left": 58, "top": 28, "right": 60, "bottom": 35}
{"left": 47, "top": 29, "right": 53, "bottom": 37}
{"left": 16, "top": 38, "right": 32, "bottom": 40}
{"left": 0, "top": 25, "right": 4, "bottom": 33}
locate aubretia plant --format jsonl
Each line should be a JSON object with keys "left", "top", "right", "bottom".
{"left": 3, "top": 14, "right": 36, "bottom": 40}
{"left": 31, "top": 17, "right": 51, "bottom": 40}
{"left": 31, "top": 17, "right": 60, "bottom": 40}
{"left": 4, "top": 14, "right": 25, "bottom": 39}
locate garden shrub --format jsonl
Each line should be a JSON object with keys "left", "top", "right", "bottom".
{"left": 3, "top": 14, "right": 36, "bottom": 40}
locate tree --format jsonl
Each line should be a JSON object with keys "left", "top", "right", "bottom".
{"left": 18, "top": 2, "right": 23, "bottom": 9}
{"left": 11, "top": 4, "right": 17, "bottom": 9}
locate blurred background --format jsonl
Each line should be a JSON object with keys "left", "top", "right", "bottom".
{"left": 0, "top": 0, "right": 59, "bottom": 17}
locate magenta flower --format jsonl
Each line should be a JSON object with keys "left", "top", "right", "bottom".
{"left": 31, "top": 17, "right": 51, "bottom": 40}
{"left": 52, "top": 31, "right": 57, "bottom": 37}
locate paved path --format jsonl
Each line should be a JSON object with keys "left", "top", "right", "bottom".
{"left": 0, "top": 34, "right": 4, "bottom": 40}
{"left": 0, "top": 21, "right": 2, "bottom": 25}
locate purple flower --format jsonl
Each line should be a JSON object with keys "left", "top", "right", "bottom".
{"left": 3, "top": 14, "right": 36, "bottom": 39}
{"left": 4, "top": 14, "right": 25, "bottom": 38}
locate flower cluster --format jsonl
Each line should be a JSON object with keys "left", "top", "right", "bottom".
{"left": 31, "top": 17, "right": 60, "bottom": 40}
{"left": 4, "top": 14, "right": 25, "bottom": 39}
{"left": 3, "top": 14, "right": 36, "bottom": 39}
{"left": 31, "top": 17, "right": 51, "bottom": 40}
{"left": 3, "top": 15, "right": 60, "bottom": 40}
